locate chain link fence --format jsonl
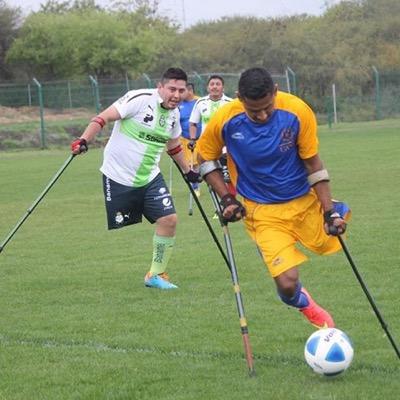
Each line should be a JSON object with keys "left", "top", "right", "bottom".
{"left": 1, "top": 69, "right": 399, "bottom": 149}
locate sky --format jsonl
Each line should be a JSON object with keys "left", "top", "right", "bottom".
{"left": 9, "top": 0, "right": 344, "bottom": 28}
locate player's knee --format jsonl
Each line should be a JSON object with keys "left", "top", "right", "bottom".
{"left": 157, "top": 213, "right": 178, "bottom": 230}
{"left": 275, "top": 273, "right": 298, "bottom": 298}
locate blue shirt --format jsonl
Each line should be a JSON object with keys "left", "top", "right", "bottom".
{"left": 179, "top": 99, "right": 202, "bottom": 139}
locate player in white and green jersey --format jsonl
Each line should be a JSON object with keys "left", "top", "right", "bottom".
{"left": 188, "top": 75, "right": 232, "bottom": 141}
{"left": 71, "top": 68, "right": 201, "bottom": 290}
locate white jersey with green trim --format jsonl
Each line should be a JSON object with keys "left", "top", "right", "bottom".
{"left": 189, "top": 94, "right": 232, "bottom": 133}
{"left": 100, "top": 89, "right": 181, "bottom": 188}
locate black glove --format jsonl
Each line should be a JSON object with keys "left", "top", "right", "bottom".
{"left": 71, "top": 138, "right": 88, "bottom": 154}
{"left": 220, "top": 194, "right": 246, "bottom": 222}
{"left": 185, "top": 169, "right": 202, "bottom": 183}
{"left": 324, "top": 210, "right": 346, "bottom": 236}
{"left": 187, "top": 139, "right": 197, "bottom": 151}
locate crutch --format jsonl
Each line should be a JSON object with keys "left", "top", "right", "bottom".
{"left": 208, "top": 186, "right": 256, "bottom": 376}
{"left": 188, "top": 149, "right": 194, "bottom": 216}
{"left": 172, "top": 159, "right": 256, "bottom": 376}
{"left": 338, "top": 236, "right": 400, "bottom": 359}
{"left": 1, "top": 154, "right": 76, "bottom": 254}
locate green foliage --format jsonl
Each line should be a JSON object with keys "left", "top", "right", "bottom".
{"left": 6, "top": 4, "right": 178, "bottom": 79}
{"left": 2, "top": 0, "right": 400, "bottom": 119}
{"left": 0, "top": 0, "right": 21, "bottom": 80}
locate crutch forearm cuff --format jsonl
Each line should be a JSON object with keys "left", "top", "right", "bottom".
{"left": 307, "top": 169, "right": 329, "bottom": 186}
{"left": 199, "top": 160, "right": 222, "bottom": 178}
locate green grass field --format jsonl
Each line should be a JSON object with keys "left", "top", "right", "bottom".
{"left": 1, "top": 120, "right": 399, "bottom": 399}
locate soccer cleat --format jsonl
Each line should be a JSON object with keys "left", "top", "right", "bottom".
{"left": 194, "top": 188, "right": 201, "bottom": 197}
{"left": 144, "top": 272, "right": 178, "bottom": 290}
{"left": 299, "top": 288, "right": 335, "bottom": 329}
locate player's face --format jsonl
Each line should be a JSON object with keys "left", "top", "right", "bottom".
{"left": 158, "top": 79, "right": 187, "bottom": 109}
{"left": 240, "top": 89, "right": 277, "bottom": 123}
{"left": 207, "top": 79, "right": 224, "bottom": 99}
{"left": 182, "top": 86, "right": 194, "bottom": 101}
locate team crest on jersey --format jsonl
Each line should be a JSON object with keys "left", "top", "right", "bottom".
{"left": 115, "top": 212, "right": 124, "bottom": 225}
{"left": 115, "top": 211, "right": 130, "bottom": 225}
{"left": 159, "top": 115, "right": 166, "bottom": 127}
{"left": 279, "top": 128, "right": 295, "bottom": 152}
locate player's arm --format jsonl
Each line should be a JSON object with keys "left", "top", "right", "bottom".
{"left": 197, "top": 110, "right": 245, "bottom": 222}
{"left": 71, "top": 105, "right": 121, "bottom": 154}
{"left": 167, "top": 137, "right": 200, "bottom": 183}
{"left": 303, "top": 154, "right": 346, "bottom": 235}
{"left": 188, "top": 102, "right": 201, "bottom": 148}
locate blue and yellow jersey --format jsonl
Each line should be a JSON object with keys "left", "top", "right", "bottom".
{"left": 197, "top": 91, "right": 318, "bottom": 203}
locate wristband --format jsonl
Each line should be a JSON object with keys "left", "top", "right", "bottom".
{"left": 167, "top": 144, "right": 182, "bottom": 156}
{"left": 91, "top": 116, "right": 106, "bottom": 128}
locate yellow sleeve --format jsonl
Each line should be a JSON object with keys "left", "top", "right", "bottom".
{"left": 292, "top": 98, "right": 319, "bottom": 159}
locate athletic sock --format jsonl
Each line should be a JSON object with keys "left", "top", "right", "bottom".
{"left": 278, "top": 282, "right": 310, "bottom": 309}
{"left": 149, "top": 234, "right": 176, "bottom": 276}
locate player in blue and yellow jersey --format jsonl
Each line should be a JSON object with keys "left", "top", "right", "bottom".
{"left": 179, "top": 83, "right": 202, "bottom": 195}
{"left": 197, "top": 67, "right": 349, "bottom": 329}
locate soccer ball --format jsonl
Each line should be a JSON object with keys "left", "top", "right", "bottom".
{"left": 304, "top": 328, "right": 354, "bottom": 376}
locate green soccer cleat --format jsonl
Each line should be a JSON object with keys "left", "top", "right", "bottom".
{"left": 144, "top": 272, "right": 178, "bottom": 290}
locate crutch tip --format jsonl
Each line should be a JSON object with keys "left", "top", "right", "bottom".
{"left": 248, "top": 368, "right": 256, "bottom": 378}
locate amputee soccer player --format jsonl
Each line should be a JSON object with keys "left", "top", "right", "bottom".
{"left": 71, "top": 68, "right": 201, "bottom": 290}
{"left": 179, "top": 83, "right": 202, "bottom": 196}
{"left": 197, "top": 67, "right": 350, "bottom": 328}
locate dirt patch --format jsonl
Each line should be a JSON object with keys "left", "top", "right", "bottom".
{"left": 0, "top": 106, "right": 93, "bottom": 124}
{"left": 0, "top": 106, "right": 106, "bottom": 150}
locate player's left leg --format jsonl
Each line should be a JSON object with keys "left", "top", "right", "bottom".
{"left": 145, "top": 214, "right": 178, "bottom": 289}
{"left": 143, "top": 174, "right": 179, "bottom": 289}
{"left": 243, "top": 196, "right": 335, "bottom": 328}
{"left": 275, "top": 268, "right": 335, "bottom": 329}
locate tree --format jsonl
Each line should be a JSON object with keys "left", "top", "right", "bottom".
{"left": 6, "top": 6, "right": 178, "bottom": 79}
{"left": 0, "top": 0, "right": 21, "bottom": 80}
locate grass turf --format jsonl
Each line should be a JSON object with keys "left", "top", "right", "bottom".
{"left": 0, "top": 119, "right": 399, "bottom": 399}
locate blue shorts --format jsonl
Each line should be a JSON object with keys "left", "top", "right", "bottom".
{"left": 102, "top": 174, "right": 176, "bottom": 230}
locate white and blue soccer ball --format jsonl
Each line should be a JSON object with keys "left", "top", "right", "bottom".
{"left": 304, "top": 328, "right": 354, "bottom": 376}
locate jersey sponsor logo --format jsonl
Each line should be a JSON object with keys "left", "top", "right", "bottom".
{"left": 279, "top": 128, "right": 295, "bottom": 152}
{"left": 162, "top": 198, "right": 172, "bottom": 207}
{"left": 231, "top": 132, "right": 244, "bottom": 140}
{"left": 153, "top": 244, "right": 164, "bottom": 263}
{"left": 105, "top": 177, "right": 112, "bottom": 201}
{"left": 143, "top": 113, "right": 154, "bottom": 123}
{"left": 137, "top": 131, "right": 168, "bottom": 144}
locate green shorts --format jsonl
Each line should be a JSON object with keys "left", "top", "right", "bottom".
{"left": 102, "top": 173, "right": 176, "bottom": 230}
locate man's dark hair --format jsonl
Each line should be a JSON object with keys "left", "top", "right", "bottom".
{"left": 207, "top": 74, "right": 224, "bottom": 85}
{"left": 238, "top": 68, "right": 275, "bottom": 100}
{"left": 186, "top": 82, "right": 195, "bottom": 91}
{"left": 161, "top": 68, "right": 188, "bottom": 83}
